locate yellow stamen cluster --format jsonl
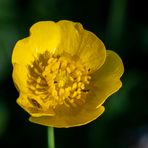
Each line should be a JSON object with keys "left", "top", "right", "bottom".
{"left": 27, "top": 52, "right": 91, "bottom": 110}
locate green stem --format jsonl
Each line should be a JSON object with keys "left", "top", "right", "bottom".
{"left": 48, "top": 127, "right": 55, "bottom": 148}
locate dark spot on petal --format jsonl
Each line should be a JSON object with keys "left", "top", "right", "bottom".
{"left": 81, "top": 89, "right": 90, "bottom": 92}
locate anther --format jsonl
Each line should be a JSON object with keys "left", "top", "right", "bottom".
{"left": 72, "top": 82, "right": 77, "bottom": 90}
{"left": 59, "top": 88, "right": 65, "bottom": 96}
{"left": 27, "top": 52, "right": 91, "bottom": 109}
{"left": 66, "top": 67, "right": 71, "bottom": 73}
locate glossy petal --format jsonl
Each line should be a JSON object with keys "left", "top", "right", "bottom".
{"left": 12, "top": 21, "right": 61, "bottom": 65}
{"left": 77, "top": 28, "right": 106, "bottom": 72}
{"left": 12, "top": 64, "right": 28, "bottom": 93}
{"left": 29, "top": 21, "right": 61, "bottom": 55}
{"left": 90, "top": 50, "right": 124, "bottom": 107}
{"left": 12, "top": 38, "right": 32, "bottom": 65}
{"left": 29, "top": 106, "right": 104, "bottom": 127}
{"left": 56, "top": 20, "right": 80, "bottom": 55}
{"left": 17, "top": 94, "right": 55, "bottom": 117}
{"left": 57, "top": 20, "right": 106, "bottom": 72}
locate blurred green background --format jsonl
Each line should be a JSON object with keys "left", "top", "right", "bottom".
{"left": 0, "top": 0, "right": 148, "bottom": 148}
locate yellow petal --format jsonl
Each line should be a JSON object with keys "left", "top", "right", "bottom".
{"left": 12, "top": 21, "right": 61, "bottom": 65}
{"left": 29, "top": 21, "right": 61, "bottom": 55}
{"left": 57, "top": 20, "right": 106, "bottom": 72}
{"left": 77, "top": 28, "right": 106, "bottom": 72}
{"left": 12, "top": 37, "right": 33, "bottom": 65}
{"left": 12, "top": 64, "right": 28, "bottom": 93}
{"left": 17, "top": 94, "right": 55, "bottom": 117}
{"left": 29, "top": 106, "right": 104, "bottom": 127}
{"left": 90, "top": 50, "right": 124, "bottom": 107}
{"left": 56, "top": 20, "right": 80, "bottom": 55}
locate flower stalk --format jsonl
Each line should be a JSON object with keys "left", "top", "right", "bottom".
{"left": 48, "top": 127, "right": 55, "bottom": 148}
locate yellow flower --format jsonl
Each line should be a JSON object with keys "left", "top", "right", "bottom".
{"left": 12, "top": 20, "right": 124, "bottom": 128}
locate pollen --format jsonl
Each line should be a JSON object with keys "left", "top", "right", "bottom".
{"left": 27, "top": 51, "right": 91, "bottom": 110}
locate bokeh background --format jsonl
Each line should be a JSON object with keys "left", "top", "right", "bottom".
{"left": 0, "top": 0, "right": 148, "bottom": 148}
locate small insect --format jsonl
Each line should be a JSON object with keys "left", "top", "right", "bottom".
{"left": 29, "top": 98, "right": 42, "bottom": 108}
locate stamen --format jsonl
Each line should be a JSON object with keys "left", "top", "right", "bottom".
{"left": 27, "top": 51, "right": 91, "bottom": 111}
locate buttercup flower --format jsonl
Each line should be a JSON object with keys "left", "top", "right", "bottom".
{"left": 12, "top": 20, "right": 124, "bottom": 127}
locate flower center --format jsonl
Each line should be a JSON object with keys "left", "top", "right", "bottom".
{"left": 27, "top": 52, "right": 91, "bottom": 110}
